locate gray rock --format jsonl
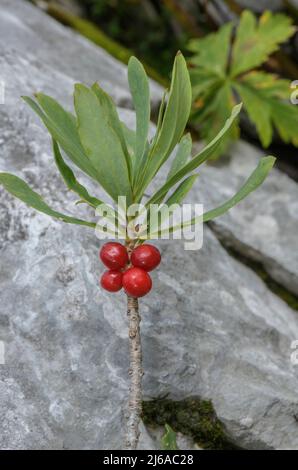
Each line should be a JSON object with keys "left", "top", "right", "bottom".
{"left": 236, "top": 1, "right": 283, "bottom": 12}
{"left": 1, "top": 0, "right": 298, "bottom": 451}
{"left": 0, "top": 0, "right": 163, "bottom": 109}
{"left": 196, "top": 140, "right": 298, "bottom": 296}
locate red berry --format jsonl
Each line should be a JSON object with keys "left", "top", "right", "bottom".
{"left": 122, "top": 267, "right": 152, "bottom": 298}
{"left": 99, "top": 242, "right": 128, "bottom": 270}
{"left": 131, "top": 244, "right": 161, "bottom": 272}
{"left": 100, "top": 270, "right": 123, "bottom": 292}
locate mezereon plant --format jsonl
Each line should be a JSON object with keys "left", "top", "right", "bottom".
{"left": 0, "top": 52, "right": 275, "bottom": 449}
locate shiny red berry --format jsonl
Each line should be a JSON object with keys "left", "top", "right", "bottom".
{"left": 131, "top": 244, "right": 161, "bottom": 272}
{"left": 100, "top": 270, "right": 123, "bottom": 292}
{"left": 122, "top": 267, "right": 152, "bottom": 298}
{"left": 99, "top": 242, "right": 128, "bottom": 270}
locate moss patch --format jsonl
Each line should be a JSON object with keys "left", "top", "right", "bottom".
{"left": 142, "top": 397, "right": 236, "bottom": 449}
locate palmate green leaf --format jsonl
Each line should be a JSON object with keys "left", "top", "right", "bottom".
{"left": 151, "top": 156, "right": 275, "bottom": 238}
{"left": 22, "top": 95, "right": 100, "bottom": 182}
{"left": 136, "top": 52, "right": 192, "bottom": 197}
{"left": 230, "top": 10, "right": 295, "bottom": 78}
{"left": 192, "top": 82, "right": 239, "bottom": 157}
{"left": 147, "top": 104, "right": 242, "bottom": 206}
{"left": 234, "top": 82, "right": 272, "bottom": 147}
{"left": 235, "top": 72, "right": 298, "bottom": 147}
{"left": 161, "top": 425, "right": 178, "bottom": 451}
{"left": 52, "top": 140, "right": 103, "bottom": 208}
{"left": 190, "top": 68, "right": 222, "bottom": 104}
{"left": 127, "top": 56, "right": 150, "bottom": 183}
{"left": 188, "top": 22, "right": 233, "bottom": 76}
{"left": 239, "top": 71, "right": 291, "bottom": 99}
{"left": 74, "top": 84, "right": 133, "bottom": 204}
{"left": 0, "top": 173, "right": 95, "bottom": 228}
{"left": 167, "top": 133, "right": 192, "bottom": 180}
{"left": 270, "top": 100, "right": 298, "bottom": 146}
{"left": 188, "top": 10, "right": 297, "bottom": 153}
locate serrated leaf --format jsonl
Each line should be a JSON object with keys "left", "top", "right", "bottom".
{"left": 23, "top": 95, "right": 100, "bottom": 182}
{"left": 137, "top": 52, "right": 192, "bottom": 197}
{"left": 190, "top": 69, "right": 222, "bottom": 103}
{"left": 231, "top": 10, "right": 295, "bottom": 77}
{"left": 234, "top": 82, "right": 272, "bottom": 147}
{"left": 74, "top": 84, "right": 132, "bottom": 203}
{"left": 167, "top": 133, "right": 192, "bottom": 180}
{"left": 52, "top": 140, "right": 103, "bottom": 208}
{"left": 193, "top": 82, "right": 239, "bottom": 157}
{"left": 127, "top": 56, "right": 150, "bottom": 182}
{"left": 188, "top": 22, "right": 233, "bottom": 76}
{"left": 235, "top": 72, "right": 298, "bottom": 147}
{"left": 270, "top": 100, "right": 298, "bottom": 146}
{"left": 0, "top": 173, "right": 95, "bottom": 228}
{"left": 161, "top": 425, "right": 178, "bottom": 451}
{"left": 147, "top": 104, "right": 242, "bottom": 205}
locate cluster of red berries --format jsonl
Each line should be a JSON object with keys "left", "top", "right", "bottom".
{"left": 99, "top": 242, "right": 161, "bottom": 298}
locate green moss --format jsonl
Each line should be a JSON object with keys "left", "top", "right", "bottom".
{"left": 46, "top": 4, "right": 169, "bottom": 87}
{"left": 142, "top": 397, "right": 236, "bottom": 449}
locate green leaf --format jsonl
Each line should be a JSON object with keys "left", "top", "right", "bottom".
{"left": 74, "top": 84, "right": 132, "bottom": 203}
{"left": 137, "top": 52, "right": 192, "bottom": 196}
{"left": 161, "top": 425, "right": 178, "bottom": 451}
{"left": 188, "top": 22, "right": 233, "bottom": 76}
{"left": 23, "top": 95, "right": 100, "bottom": 182}
{"left": 0, "top": 173, "right": 95, "bottom": 228}
{"left": 235, "top": 72, "right": 298, "bottom": 147}
{"left": 234, "top": 82, "right": 272, "bottom": 147}
{"left": 91, "top": 82, "right": 131, "bottom": 177}
{"left": 147, "top": 104, "right": 242, "bottom": 205}
{"left": 52, "top": 140, "right": 103, "bottom": 208}
{"left": 150, "top": 89, "right": 167, "bottom": 148}
{"left": 192, "top": 82, "right": 239, "bottom": 157}
{"left": 167, "top": 133, "right": 192, "bottom": 180}
{"left": 203, "top": 156, "right": 276, "bottom": 222}
{"left": 165, "top": 174, "right": 198, "bottom": 206}
{"left": 150, "top": 156, "right": 275, "bottom": 239}
{"left": 231, "top": 10, "right": 295, "bottom": 77}
{"left": 270, "top": 100, "right": 298, "bottom": 146}
{"left": 127, "top": 56, "right": 150, "bottom": 182}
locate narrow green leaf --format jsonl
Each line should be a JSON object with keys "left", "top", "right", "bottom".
{"left": 147, "top": 104, "right": 242, "bottom": 206}
{"left": 167, "top": 133, "right": 192, "bottom": 181}
{"left": 23, "top": 95, "right": 100, "bottom": 182}
{"left": 150, "top": 89, "right": 167, "bottom": 149}
{"left": 165, "top": 174, "right": 198, "bottom": 206}
{"left": 91, "top": 82, "right": 132, "bottom": 177}
{"left": 137, "top": 52, "right": 192, "bottom": 196}
{"left": 165, "top": 156, "right": 276, "bottom": 235}
{"left": 0, "top": 173, "right": 95, "bottom": 228}
{"left": 161, "top": 424, "right": 178, "bottom": 451}
{"left": 52, "top": 140, "right": 103, "bottom": 208}
{"left": 127, "top": 57, "right": 150, "bottom": 181}
{"left": 74, "top": 84, "right": 132, "bottom": 203}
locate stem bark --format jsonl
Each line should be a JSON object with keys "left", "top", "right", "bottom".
{"left": 124, "top": 241, "right": 143, "bottom": 450}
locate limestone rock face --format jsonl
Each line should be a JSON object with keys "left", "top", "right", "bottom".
{"left": 1, "top": 0, "right": 298, "bottom": 451}
{"left": 0, "top": 0, "right": 163, "bottom": 109}
{"left": 197, "top": 141, "right": 298, "bottom": 296}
